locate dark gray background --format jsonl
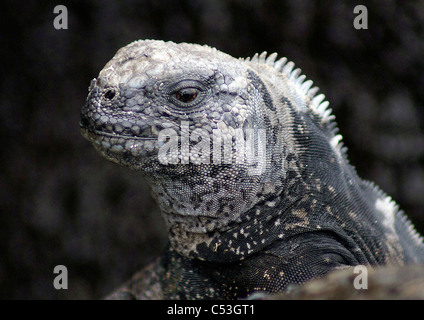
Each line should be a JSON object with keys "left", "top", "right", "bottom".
{"left": 1, "top": 0, "right": 423, "bottom": 299}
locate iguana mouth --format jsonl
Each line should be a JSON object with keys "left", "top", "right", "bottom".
{"left": 79, "top": 117, "right": 162, "bottom": 141}
{"left": 80, "top": 125, "right": 162, "bottom": 162}
{"left": 80, "top": 126, "right": 159, "bottom": 141}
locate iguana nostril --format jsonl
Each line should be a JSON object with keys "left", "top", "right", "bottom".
{"left": 104, "top": 89, "right": 116, "bottom": 100}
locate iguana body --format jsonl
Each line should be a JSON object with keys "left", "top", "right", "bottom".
{"left": 80, "top": 40, "right": 424, "bottom": 299}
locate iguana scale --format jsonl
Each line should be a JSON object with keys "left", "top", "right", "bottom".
{"left": 80, "top": 40, "right": 424, "bottom": 299}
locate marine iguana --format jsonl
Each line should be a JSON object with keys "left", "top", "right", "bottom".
{"left": 80, "top": 40, "right": 424, "bottom": 299}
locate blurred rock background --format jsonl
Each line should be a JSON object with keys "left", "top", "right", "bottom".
{"left": 1, "top": 0, "right": 423, "bottom": 299}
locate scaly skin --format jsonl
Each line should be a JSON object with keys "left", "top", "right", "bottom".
{"left": 80, "top": 40, "right": 424, "bottom": 299}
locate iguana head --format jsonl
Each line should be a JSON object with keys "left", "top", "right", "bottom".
{"left": 80, "top": 40, "right": 333, "bottom": 262}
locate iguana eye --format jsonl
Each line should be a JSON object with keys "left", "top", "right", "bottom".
{"left": 168, "top": 80, "right": 207, "bottom": 108}
{"left": 175, "top": 88, "right": 198, "bottom": 103}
